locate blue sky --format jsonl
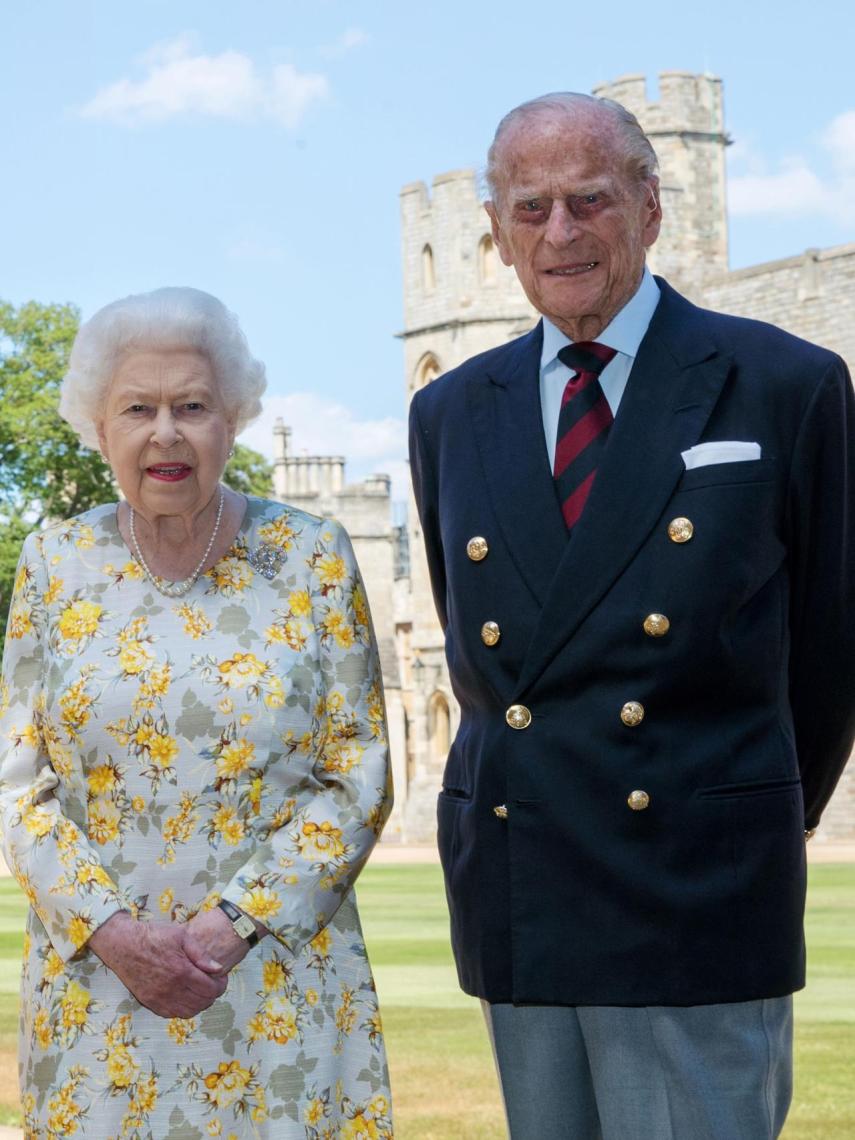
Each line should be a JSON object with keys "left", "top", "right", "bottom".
{"left": 3, "top": 0, "right": 854, "bottom": 499}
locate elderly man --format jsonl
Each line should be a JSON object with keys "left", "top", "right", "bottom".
{"left": 408, "top": 93, "right": 855, "bottom": 1139}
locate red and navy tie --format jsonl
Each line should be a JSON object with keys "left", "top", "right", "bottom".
{"left": 554, "top": 341, "right": 618, "bottom": 530}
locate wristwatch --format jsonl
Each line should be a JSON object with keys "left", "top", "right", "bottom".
{"left": 217, "top": 899, "right": 259, "bottom": 947}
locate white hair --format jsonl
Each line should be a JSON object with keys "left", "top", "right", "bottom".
{"left": 486, "top": 92, "right": 659, "bottom": 203}
{"left": 60, "top": 286, "right": 267, "bottom": 450}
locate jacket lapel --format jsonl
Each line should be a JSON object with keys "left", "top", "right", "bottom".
{"left": 514, "top": 280, "right": 733, "bottom": 696}
{"left": 467, "top": 323, "right": 568, "bottom": 607}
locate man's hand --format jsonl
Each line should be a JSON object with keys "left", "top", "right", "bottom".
{"left": 89, "top": 912, "right": 228, "bottom": 1019}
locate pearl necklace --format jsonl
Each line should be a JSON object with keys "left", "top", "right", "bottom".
{"left": 129, "top": 487, "right": 225, "bottom": 598}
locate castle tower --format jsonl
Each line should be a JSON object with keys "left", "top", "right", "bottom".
{"left": 592, "top": 72, "right": 730, "bottom": 298}
{"left": 399, "top": 170, "right": 536, "bottom": 399}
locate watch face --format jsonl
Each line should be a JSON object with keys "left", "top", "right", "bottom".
{"left": 233, "top": 914, "right": 256, "bottom": 940}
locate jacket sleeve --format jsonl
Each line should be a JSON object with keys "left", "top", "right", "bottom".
{"left": 408, "top": 392, "right": 448, "bottom": 631}
{"left": 221, "top": 519, "right": 392, "bottom": 953}
{"left": 786, "top": 356, "right": 855, "bottom": 828}
{"left": 0, "top": 534, "right": 126, "bottom": 961}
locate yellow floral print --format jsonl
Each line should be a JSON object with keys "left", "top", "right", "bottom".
{"left": 57, "top": 598, "right": 103, "bottom": 645}
{"left": 174, "top": 601, "right": 213, "bottom": 639}
{"left": 33, "top": 1007, "right": 53, "bottom": 1049}
{"left": 297, "top": 820, "right": 347, "bottom": 863}
{"left": 167, "top": 1017, "right": 196, "bottom": 1045}
{"left": 316, "top": 552, "right": 347, "bottom": 589}
{"left": 210, "top": 556, "right": 254, "bottom": 593}
{"left": 239, "top": 885, "right": 282, "bottom": 923}
{"left": 217, "top": 652, "right": 267, "bottom": 688}
{"left": 59, "top": 669, "right": 99, "bottom": 741}
{"left": 46, "top": 1065, "right": 90, "bottom": 1137}
{"left": 74, "top": 525, "right": 95, "bottom": 549}
{"left": 322, "top": 608, "right": 356, "bottom": 649}
{"left": 258, "top": 514, "right": 297, "bottom": 550}
{"left": 8, "top": 601, "right": 34, "bottom": 640}
{"left": 0, "top": 500, "right": 392, "bottom": 1136}
{"left": 216, "top": 738, "right": 254, "bottom": 780}
{"left": 202, "top": 1060, "right": 253, "bottom": 1108}
{"left": 102, "top": 559, "right": 145, "bottom": 586}
{"left": 59, "top": 979, "right": 94, "bottom": 1038}
{"left": 149, "top": 732, "right": 179, "bottom": 769}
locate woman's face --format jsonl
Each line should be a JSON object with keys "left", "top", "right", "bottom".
{"left": 97, "top": 348, "right": 234, "bottom": 522}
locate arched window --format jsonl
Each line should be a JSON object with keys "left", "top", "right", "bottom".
{"left": 422, "top": 243, "right": 436, "bottom": 292}
{"left": 479, "top": 234, "right": 497, "bottom": 284}
{"left": 414, "top": 353, "right": 441, "bottom": 390}
{"left": 429, "top": 692, "right": 450, "bottom": 762}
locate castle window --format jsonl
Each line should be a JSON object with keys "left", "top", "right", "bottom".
{"left": 415, "top": 353, "right": 441, "bottom": 390}
{"left": 479, "top": 234, "right": 498, "bottom": 284}
{"left": 429, "top": 692, "right": 450, "bottom": 762}
{"left": 422, "top": 243, "right": 436, "bottom": 292}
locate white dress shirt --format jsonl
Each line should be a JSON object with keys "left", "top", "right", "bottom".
{"left": 540, "top": 269, "right": 661, "bottom": 470}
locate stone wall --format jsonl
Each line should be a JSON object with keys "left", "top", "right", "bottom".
{"left": 703, "top": 243, "right": 855, "bottom": 374}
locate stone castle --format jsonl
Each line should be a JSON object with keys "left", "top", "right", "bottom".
{"left": 275, "top": 71, "right": 855, "bottom": 843}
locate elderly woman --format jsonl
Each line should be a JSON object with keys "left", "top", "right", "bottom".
{"left": 0, "top": 287, "right": 394, "bottom": 1138}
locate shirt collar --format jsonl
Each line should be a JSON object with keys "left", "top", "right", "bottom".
{"left": 540, "top": 268, "right": 661, "bottom": 368}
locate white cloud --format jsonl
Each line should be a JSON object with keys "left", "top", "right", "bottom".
{"left": 727, "top": 161, "right": 827, "bottom": 218}
{"left": 238, "top": 392, "right": 409, "bottom": 500}
{"left": 78, "top": 36, "right": 328, "bottom": 127}
{"left": 727, "top": 110, "right": 855, "bottom": 227}
{"left": 823, "top": 110, "right": 855, "bottom": 173}
{"left": 319, "top": 27, "right": 369, "bottom": 59}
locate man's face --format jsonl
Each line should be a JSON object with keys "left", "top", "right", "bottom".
{"left": 486, "top": 110, "right": 661, "bottom": 341}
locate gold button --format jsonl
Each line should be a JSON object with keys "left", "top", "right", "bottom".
{"left": 627, "top": 790, "right": 651, "bottom": 811}
{"left": 493, "top": 804, "right": 508, "bottom": 820}
{"left": 643, "top": 613, "right": 670, "bottom": 638}
{"left": 506, "top": 704, "right": 532, "bottom": 730}
{"left": 620, "top": 701, "right": 645, "bottom": 727}
{"left": 668, "top": 517, "right": 694, "bottom": 543}
{"left": 481, "top": 621, "right": 501, "bottom": 646}
{"left": 467, "top": 536, "right": 489, "bottom": 561}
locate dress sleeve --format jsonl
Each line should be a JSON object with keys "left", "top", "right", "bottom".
{"left": 220, "top": 519, "right": 393, "bottom": 953}
{"left": 0, "top": 533, "right": 126, "bottom": 961}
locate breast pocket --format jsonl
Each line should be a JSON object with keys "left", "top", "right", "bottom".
{"left": 675, "top": 457, "right": 777, "bottom": 492}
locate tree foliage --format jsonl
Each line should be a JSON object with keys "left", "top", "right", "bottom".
{"left": 223, "top": 443, "right": 273, "bottom": 498}
{"left": 0, "top": 299, "right": 113, "bottom": 525}
{"left": 0, "top": 298, "right": 273, "bottom": 638}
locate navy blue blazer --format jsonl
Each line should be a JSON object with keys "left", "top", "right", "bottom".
{"left": 408, "top": 278, "right": 855, "bottom": 1006}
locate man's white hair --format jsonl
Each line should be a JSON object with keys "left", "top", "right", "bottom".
{"left": 486, "top": 92, "right": 660, "bottom": 202}
{"left": 60, "top": 286, "right": 266, "bottom": 450}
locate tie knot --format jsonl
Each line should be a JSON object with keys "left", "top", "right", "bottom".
{"left": 558, "top": 341, "right": 617, "bottom": 376}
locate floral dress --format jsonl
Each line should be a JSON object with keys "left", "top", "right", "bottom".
{"left": 0, "top": 497, "right": 394, "bottom": 1139}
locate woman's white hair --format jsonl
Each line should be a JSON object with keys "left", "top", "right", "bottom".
{"left": 60, "top": 286, "right": 267, "bottom": 450}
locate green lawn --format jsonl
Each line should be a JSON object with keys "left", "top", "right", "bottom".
{"left": 0, "top": 864, "right": 852, "bottom": 1138}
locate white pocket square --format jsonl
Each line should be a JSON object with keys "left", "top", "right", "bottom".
{"left": 681, "top": 441, "right": 762, "bottom": 470}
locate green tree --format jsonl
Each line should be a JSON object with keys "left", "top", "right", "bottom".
{"left": 0, "top": 298, "right": 273, "bottom": 639}
{"left": 223, "top": 442, "right": 273, "bottom": 497}
{"left": 0, "top": 299, "right": 112, "bottom": 525}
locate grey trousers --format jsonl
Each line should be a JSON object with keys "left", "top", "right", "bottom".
{"left": 483, "top": 996, "right": 793, "bottom": 1140}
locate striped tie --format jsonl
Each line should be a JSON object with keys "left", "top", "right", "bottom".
{"left": 554, "top": 341, "right": 617, "bottom": 530}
